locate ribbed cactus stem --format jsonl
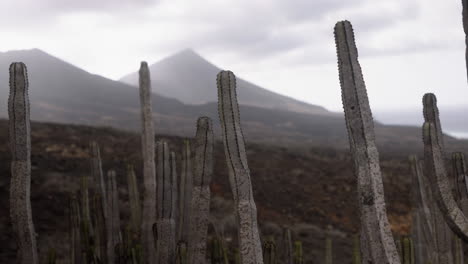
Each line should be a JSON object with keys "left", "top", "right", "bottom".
{"left": 90, "top": 141, "right": 107, "bottom": 217}
{"left": 217, "top": 70, "right": 263, "bottom": 264}
{"left": 293, "top": 241, "right": 303, "bottom": 264}
{"left": 334, "top": 20, "right": 400, "bottom": 263}
{"left": 262, "top": 236, "right": 277, "bottom": 264}
{"left": 283, "top": 228, "right": 293, "bottom": 264}
{"left": 92, "top": 193, "right": 107, "bottom": 263}
{"left": 171, "top": 151, "right": 178, "bottom": 229}
{"left": 409, "top": 155, "right": 436, "bottom": 264}
{"left": 106, "top": 170, "right": 122, "bottom": 264}
{"left": 47, "top": 248, "right": 57, "bottom": 264}
{"left": 452, "top": 153, "right": 468, "bottom": 213}
{"left": 127, "top": 163, "right": 141, "bottom": 239}
{"left": 155, "top": 141, "right": 176, "bottom": 263}
{"left": 421, "top": 94, "right": 468, "bottom": 244}
{"left": 70, "top": 194, "right": 82, "bottom": 264}
{"left": 462, "top": 0, "right": 468, "bottom": 82}
{"left": 401, "top": 237, "right": 414, "bottom": 264}
{"left": 8, "top": 62, "right": 38, "bottom": 264}
{"left": 188, "top": 117, "right": 214, "bottom": 264}
{"left": 453, "top": 236, "right": 464, "bottom": 264}
{"left": 325, "top": 237, "right": 332, "bottom": 264}
{"left": 178, "top": 139, "right": 193, "bottom": 242}
{"left": 352, "top": 234, "right": 361, "bottom": 264}
{"left": 176, "top": 241, "right": 188, "bottom": 264}
{"left": 139, "top": 61, "right": 157, "bottom": 263}
{"left": 80, "top": 172, "right": 93, "bottom": 239}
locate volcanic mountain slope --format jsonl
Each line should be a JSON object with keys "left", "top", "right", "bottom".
{"left": 120, "top": 49, "right": 335, "bottom": 116}
{"left": 0, "top": 48, "right": 466, "bottom": 151}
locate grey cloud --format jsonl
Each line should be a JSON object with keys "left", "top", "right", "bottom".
{"left": 275, "top": 0, "right": 365, "bottom": 22}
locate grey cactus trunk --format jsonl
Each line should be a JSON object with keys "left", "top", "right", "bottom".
{"left": 409, "top": 156, "right": 437, "bottom": 264}
{"left": 92, "top": 193, "right": 107, "bottom": 263}
{"left": 127, "top": 164, "right": 142, "bottom": 239}
{"left": 334, "top": 20, "right": 400, "bottom": 264}
{"left": 90, "top": 142, "right": 107, "bottom": 217}
{"left": 283, "top": 228, "right": 293, "bottom": 264}
{"left": 421, "top": 93, "right": 468, "bottom": 244}
{"left": 70, "top": 194, "right": 82, "bottom": 264}
{"left": 462, "top": 0, "right": 468, "bottom": 82}
{"left": 8, "top": 62, "right": 39, "bottom": 264}
{"left": 216, "top": 70, "right": 264, "bottom": 264}
{"left": 452, "top": 152, "right": 468, "bottom": 264}
{"left": 178, "top": 140, "right": 193, "bottom": 243}
{"left": 156, "top": 141, "right": 176, "bottom": 263}
{"left": 139, "top": 61, "right": 157, "bottom": 263}
{"left": 106, "top": 170, "right": 122, "bottom": 264}
{"left": 187, "top": 117, "right": 214, "bottom": 264}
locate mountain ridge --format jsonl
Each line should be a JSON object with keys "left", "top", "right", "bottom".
{"left": 120, "top": 48, "right": 336, "bottom": 116}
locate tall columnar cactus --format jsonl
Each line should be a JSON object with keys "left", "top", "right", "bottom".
{"left": 8, "top": 62, "right": 39, "bottom": 264}
{"left": 352, "top": 234, "right": 361, "bottom": 264}
{"left": 138, "top": 61, "right": 157, "bottom": 263}
{"left": 400, "top": 237, "right": 414, "bottom": 264}
{"left": 334, "top": 20, "right": 400, "bottom": 263}
{"left": 107, "top": 170, "right": 122, "bottom": 264}
{"left": 211, "top": 237, "right": 228, "bottom": 264}
{"left": 409, "top": 156, "right": 436, "bottom": 264}
{"left": 155, "top": 141, "right": 176, "bottom": 263}
{"left": 452, "top": 153, "right": 467, "bottom": 264}
{"left": 178, "top": 139, "right": 193, "bottom": 243}
{"left": 217, "top": 70, "right": 263, "bottom": 264}
{"left": 176, "top": 241, "right": 188, "bottom": 264}
{"left": 282, "top": 228, "right": 293, "bottom": 264}
{"left": 188, "top": 117, "right": 214, "bottom": 264}
{"left": 293, "top": 241, "right": 303, "bottom": 264}
{"left": 90, "top": 141, "right": 107, "bottom": 217}
{"left": 462, "top": 0, "right": 468, "bottom": 81}
{"left": 92, "top": 193, "right": 107, "bottom": 263}
{"left": 452, "top": 153, "right": 468, "bottom": 213}
{"left": 262, "top": 236, "right": 277, "bottom": 264}
{"left": 80, "top": 172, "right": 93, "bottom": 244}
{"left": 171, "top": 151, "right": 178, "bottom": 224}
{"left": 127, "top": 163, "right": 141, "bottom": 240}
{"left": 421, "top": 93, "right": 468, "bottom": 245}
{"left": 325, "top": 237, "right": 332, "bottom": 264}
{"left": 70, "top": 194, "right": 82, "bottom": 264}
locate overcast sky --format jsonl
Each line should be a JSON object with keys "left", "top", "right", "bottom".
{"left": 0, "top": 0, "right": 466, "bottom": 112}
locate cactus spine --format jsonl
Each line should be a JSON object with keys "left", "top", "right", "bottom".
{"left": 334, "top": 20, "right": 400, "bottom": 263}
{"left": 155, "top": 141, "right": 176, "bottom": 263}
{"left": 421, "top": 94, "right": 468, "bottom": 244}
{"left": 138, "top": 61, "right": 157, "bottom": 263}
{"left": 217, "top": 70, "right": 263, "bottom": 264}
{"left": 187, "top": 117, "right": 214, "bottom": 263}
{"left": 8, "top": 62, "right": 39, "bottom": 264}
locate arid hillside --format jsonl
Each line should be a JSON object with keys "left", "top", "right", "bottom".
{"left": 0, "top": 120, "right": 425, "bottom": 263}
